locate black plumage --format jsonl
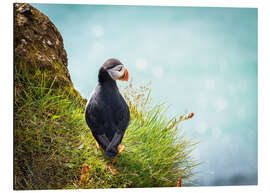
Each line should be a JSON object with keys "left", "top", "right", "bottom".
{"left": 85, "top": 59, "right": 130, "bottom": 157}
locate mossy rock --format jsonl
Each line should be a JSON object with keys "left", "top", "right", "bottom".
{"left": 14, "top": 3, "right": 86, "bottom": 103}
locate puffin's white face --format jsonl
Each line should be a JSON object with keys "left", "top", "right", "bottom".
{"left": 107, "top": 64, "right": 129, "bottom": 81}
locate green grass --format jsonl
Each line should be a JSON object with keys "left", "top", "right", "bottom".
{"left": 14, "top": 64, "right": 199, "bottom": 190}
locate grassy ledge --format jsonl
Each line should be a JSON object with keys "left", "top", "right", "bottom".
{"left": 15, "top": 65, "right": 198, "bottom": 189}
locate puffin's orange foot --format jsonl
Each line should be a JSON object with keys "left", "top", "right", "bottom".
{"left": 95, "top": 141, "right": 102, "bottom": 150}
{"left": 110, "top": 162, "right": 118, "bottom": 175}
{"left": 118, "top": 144, "right": 125, "bottom": 154}
{"left": 105, "top": 162, "right": 118, "bottom": 175}
{"left": 112, "top": 157, "right": 118, "bottom": 164}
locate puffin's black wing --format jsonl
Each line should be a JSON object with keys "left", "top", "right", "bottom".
{"left": 85, "top": 84, "right": 130, "bottom": 157}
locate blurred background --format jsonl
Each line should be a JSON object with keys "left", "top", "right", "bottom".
{"left": 33, "top": 4, "right": 258, "bottom": 186}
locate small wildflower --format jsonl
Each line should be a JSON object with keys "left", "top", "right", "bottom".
{"left": 188, "top": 112, "right": 194, "bottom": 119}
{"left": 105, "top": 164, "right": 109, "bottom": 171}
{"left": 184, "top": 112, "right": 195, "bottom": 120}
{"left": 177, "top": 176, "right": 182, "bottom": 187}
{"left": 80, "top": 164, "right": 91, "bottom": 188}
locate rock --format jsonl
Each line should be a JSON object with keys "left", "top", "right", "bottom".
{"left": 17, "top": 3, "right": 31, "bottom": 13}
{"left": 47, "top": 40, "right": 53, "bottom": 46}
{"left": 14, "top": 3, "right": 86, "bottom": 103}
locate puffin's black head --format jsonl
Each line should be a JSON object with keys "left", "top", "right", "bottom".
{"left": 98, "top": 58, "right": 129, "bottom": 83}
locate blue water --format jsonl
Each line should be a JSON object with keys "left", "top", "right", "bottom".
{"left": 33, "top": 4, "right": 258, "bottom": 186}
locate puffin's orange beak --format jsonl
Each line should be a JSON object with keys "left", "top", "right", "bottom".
{"left": 119, "top": 67, "right": 129, "bottom": 81}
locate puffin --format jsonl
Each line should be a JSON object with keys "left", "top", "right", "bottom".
{"left": 85, "top": 58, "right": 130, "bottom": 158}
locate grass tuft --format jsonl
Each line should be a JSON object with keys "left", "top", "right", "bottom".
{"left": 14, "top": 65, "right": 198, "bottom": 190}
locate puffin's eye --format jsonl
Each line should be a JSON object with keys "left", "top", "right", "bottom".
{"left": 118, "top": 67, "right": 122, "bottom": 71}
